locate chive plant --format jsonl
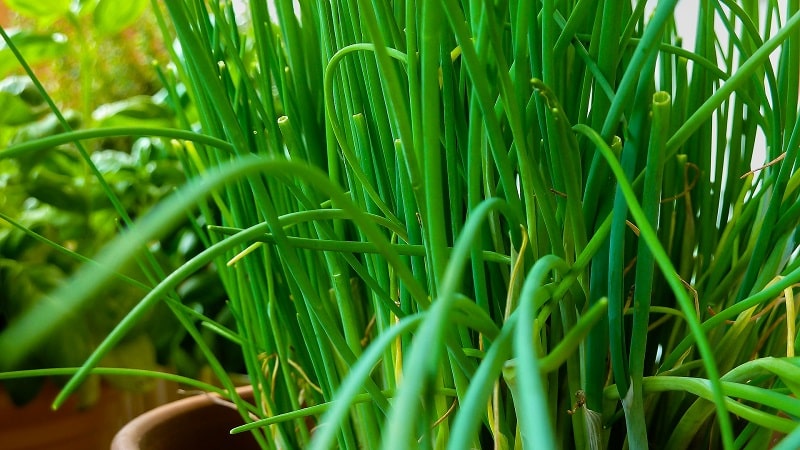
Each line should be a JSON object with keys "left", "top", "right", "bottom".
{"left": 2, "top": 0, "right": 800, "bottom": 449}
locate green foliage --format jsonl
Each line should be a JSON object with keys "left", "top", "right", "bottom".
{"left": 0, "top": 0, "right": 169, "bottom": 122}
{"left": 0, "top": 114, "right": 189, "bottom": 398}
{"left": 4, "top": 0, "right": 69, "bottom": 21}
{"left": 3, "top": 0, "right": 147, "bottom": 30}
{"left": 2, "top": 1, "right": 800, "bottom": 449}
{"left": 0, "top": 0, "right": 221, "bottom": 405}
{"left": 0, "top": 76, "right": 46, "bottom": 125}
{"left": 93, "top": 0, "right": 148, "bottom": 35}
{"left": 0, "top": 30, "right": 66, "bottom": 78}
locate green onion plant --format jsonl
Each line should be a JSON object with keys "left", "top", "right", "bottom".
{"left": 2, "top": 0, "right": 800, "bottom": 448}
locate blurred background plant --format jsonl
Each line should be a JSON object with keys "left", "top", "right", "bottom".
{"left": 0, "top": 0, "right": 168, "bottom": 118}
{"left": 0, "top": 0, "right": 236, "bottom": 407}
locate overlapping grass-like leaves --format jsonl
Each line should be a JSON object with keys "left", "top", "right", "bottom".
{"left": 3, "top": 1, "right": 800, "bottom": 448}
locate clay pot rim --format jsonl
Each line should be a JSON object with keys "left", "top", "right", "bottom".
{"left": 111, "top": 385, "right": 255, "bottom": 450}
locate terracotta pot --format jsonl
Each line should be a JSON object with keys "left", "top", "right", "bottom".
{"left": 0, "top": 379, "right": 179, "bottom": 450}
{"left": 111, "top": 386, "right": 260, "bottom": 450}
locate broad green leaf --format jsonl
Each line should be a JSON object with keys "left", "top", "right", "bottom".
{"left": 3, "top": 0, "right": 70, "bottom": 19}
{"left": 10, "top": 110, "right": 81, "bottom": 145}
{"left": 0, "top": 31, "right": 68, "bottom": 78}
{"left": 93, "top": 0, "right": 147, "bottom": 35}
{"left": 92, "top": 95, "right": 174, "bottom": 128}
{"left": 0, "top": 76, "right": 46, "bottom": 125}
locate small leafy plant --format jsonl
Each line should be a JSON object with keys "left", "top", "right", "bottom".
{"left": 0, "top": 0, "right": 230, "bottom": 405}
{"left": 3, "top": 1, "right": 800, "bottom": 449}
